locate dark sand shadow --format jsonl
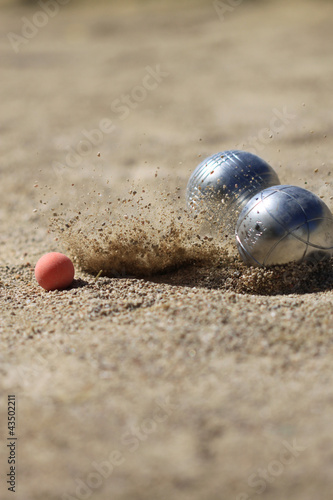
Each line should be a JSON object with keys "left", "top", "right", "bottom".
{"left": 150, "top": 258, "right": 333, "bottom": 296}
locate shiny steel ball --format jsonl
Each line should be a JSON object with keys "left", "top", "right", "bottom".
{"left": 235, "top": 185, "right": 333, "bottom": 267}
{"left": 186, "top": 150, "right": 280, "bottom": 228}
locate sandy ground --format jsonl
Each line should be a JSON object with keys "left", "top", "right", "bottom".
{"left": 1, "top": 0, "right": 333, "bottom": 499}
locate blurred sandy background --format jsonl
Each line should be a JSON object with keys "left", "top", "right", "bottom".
{"left": 1, "top": 0, "right": 333, "bottom": 499}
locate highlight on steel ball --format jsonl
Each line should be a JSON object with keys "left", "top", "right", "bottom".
{"left": 235, "top": 185, "right": 333, "bottom": 267}
{"left": 186, "top": 150, "right": 280, "bottom": 230}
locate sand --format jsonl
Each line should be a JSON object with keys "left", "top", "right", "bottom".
{"left": 1, "top": 0, "right": 333, "bottom": 499}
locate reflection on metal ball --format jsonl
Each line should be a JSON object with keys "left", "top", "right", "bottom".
{"left": 186, "top": 150, "right": 280, "bottom": 229}
{"left": 235, "top": 185, "right": 333, "bottom": 267}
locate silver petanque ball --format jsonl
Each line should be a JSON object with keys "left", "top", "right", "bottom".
{"left": 186, "top": 150, "right": 280, "bottom": 229}
{"left": 235, "top": 185, "right": 333, "bottom": 267}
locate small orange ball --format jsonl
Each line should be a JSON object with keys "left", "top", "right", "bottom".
{"left": 35, "top": 252, "right": 75, "bottom": 291}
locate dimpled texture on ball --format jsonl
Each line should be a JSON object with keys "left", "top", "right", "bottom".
{"left": 186, "top": 150, "right": 280, "bottom": 227}
{"left": 235, "top": 185, "right": 333, "bottom": 267}
{"left": 35, "top": 252, "right": 75, "bottom": 291}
